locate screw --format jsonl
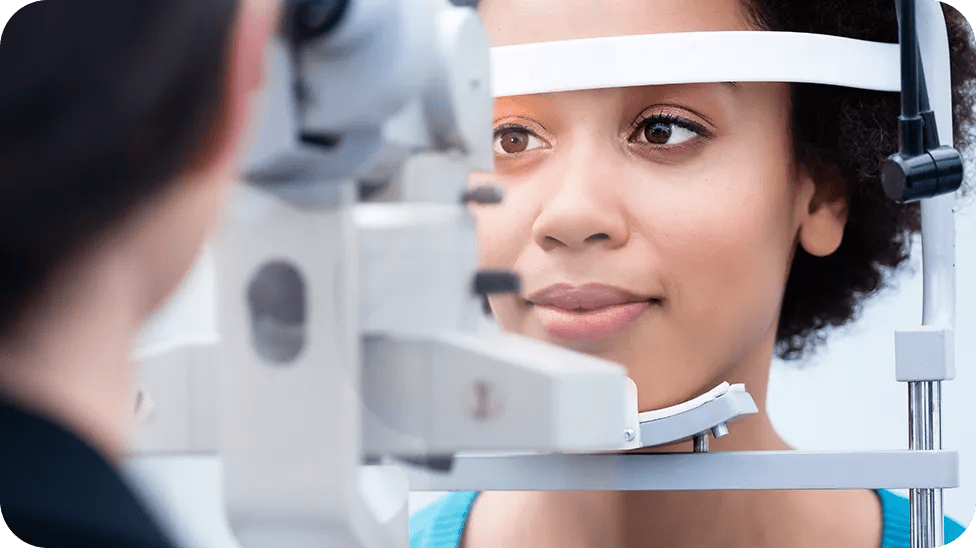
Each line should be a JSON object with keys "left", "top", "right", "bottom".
{"left": 623, "top": 428, "right": 636, "bottom": 442}
{"left": 693, "top": 433, "right": 709, "bottom": 453}
{"left": 711, "top": 423, "right": 729, "bottom": 439}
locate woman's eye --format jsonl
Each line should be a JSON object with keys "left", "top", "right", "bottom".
{"left": 493, "top": 127, "right": 545, "bottom": 155}
{"left": 632, "top": 118, "right": 701, "bottom": 146}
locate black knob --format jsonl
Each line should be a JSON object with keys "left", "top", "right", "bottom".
{"left": 472, "top": 270, "right": 520, "bottom": 296}
{"left": 930, "top": 146, "right": 965, "bottom": 194}
{"left": 290, "top": 0, "right": 350, "bottom": 43}
{"left": 461, "top": 186, "right": 504, "bottom": 205}
{"left": 880, "top": 146, "right": 964, "bottom": 203}
{"left": 397, "top": 455, "right": 455, "bottom": 474}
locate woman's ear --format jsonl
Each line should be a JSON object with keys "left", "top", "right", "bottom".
{"left": 797, "top": 157, "right": 850, "bottom": 257}
{"left": 233, "top": 1, "right": 281, "bottom": 101}
{"left": 208, "top": 0, "right": 281, "bottom": 169}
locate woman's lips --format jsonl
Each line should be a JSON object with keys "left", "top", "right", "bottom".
{"left": 526, "top": 283, "right": 658, "bottom": 340}
{"left": 533, "top": 300, "right": 651, "bottom": 340}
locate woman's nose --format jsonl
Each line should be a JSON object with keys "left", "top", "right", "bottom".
{"left": 531, "top": 173, "right": 629, "bottom": 252}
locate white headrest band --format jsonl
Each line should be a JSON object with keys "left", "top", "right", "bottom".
{"left": 490, "top": 31, "right": 901, "bottom": 97}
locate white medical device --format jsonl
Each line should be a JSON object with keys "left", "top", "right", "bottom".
{"left": 130, "top": 0, "right": 965, "bottom": 547}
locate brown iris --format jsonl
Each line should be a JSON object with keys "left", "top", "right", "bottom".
{"left": 498, "top": 129, "right": 529, "bottom": 153}
{"left": 643, "top": 121, "right": 673, "bottom": 145}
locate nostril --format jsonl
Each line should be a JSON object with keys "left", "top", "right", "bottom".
{"left": 539, "top": 232, "right": 613, "bottom": 250}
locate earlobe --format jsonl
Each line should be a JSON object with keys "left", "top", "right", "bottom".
{"left": 799, "top": 198, "right": 848, "bottom": 257}
{"left": 795, "top": 156, "right": 849, "bottom": 257}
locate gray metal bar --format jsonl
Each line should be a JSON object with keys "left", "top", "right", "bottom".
{"left": 404, "top": 450, "right": 959, "bottom": 492}
{"left": 910, "top": 380, "right": 944, "bottom": 548}
{"left": 693, "top": 434, "right": 708, "bottom": 453}
{"left": 933, "top": 382, "right": 944, "bottom": 546}
{"left": 910, "top": 382, "right": 927, "bottom": 548}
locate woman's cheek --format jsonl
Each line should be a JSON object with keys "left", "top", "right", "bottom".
{"left": 660, "top": 201, "right": 792, "bottom": 351}
{"left": 474, "top": 202, "right": 526, "bottom": 270}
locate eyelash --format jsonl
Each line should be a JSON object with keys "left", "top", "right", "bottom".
{"left": 494, "top": 123, "right": 531, "bottom": 136}
{"left": 629, "top": 113, "right": 712, "bottom": 144}
{"left": 492, "top": 114, "right": 711, "bottom": 154}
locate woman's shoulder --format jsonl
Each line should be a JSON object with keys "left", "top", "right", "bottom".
{"left": 877, "top": 489, "right": 967, "bottom": 547}
{"left": 407, "top": 489, "right": 971, "bottom": 548}
{"left": 410, "top": 492, "right": 480, "bottom": 548}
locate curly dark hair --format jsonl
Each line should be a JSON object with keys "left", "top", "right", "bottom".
{"left": 742, "top": 1, "right": 976, "bottom": 360}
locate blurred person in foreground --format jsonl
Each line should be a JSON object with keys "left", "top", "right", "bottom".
{"left": 0, "top": 1, "right": 278, "bottom": 546}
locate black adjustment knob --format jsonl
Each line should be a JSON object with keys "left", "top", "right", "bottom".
{"left": 472, "top": 270, "right": 521, "bottom": 296}
{"left": 397, "top": 455, "right": 455, "bottom": 474}
{"left": 880, "top": 146, "right": 964, "bottom": 203}
{"left": 461, "top": 186, "right": 504, "bottom": 205}
{"left": 930, "top": 146, "right": 965, "bottom": 195}
{"left": 290, "top": 0, "right": 350, "bottom": 43}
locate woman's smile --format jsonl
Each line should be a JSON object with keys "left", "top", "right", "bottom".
{"left": 527, "top": 283, "right": 660, "bottom": 340}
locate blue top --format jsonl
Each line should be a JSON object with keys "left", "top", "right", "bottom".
{"left": 411, "top": 490, "right": 966, "bottom": 548}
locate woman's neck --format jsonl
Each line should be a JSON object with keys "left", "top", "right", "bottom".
{"left": 0, "top": 254, "right": 146, "bottom": 464}
{"left": 465, "top": 342, "right": 883, "bottom": 548}
{"left": 469, "top": 411, "right": 881, "bottom": 548}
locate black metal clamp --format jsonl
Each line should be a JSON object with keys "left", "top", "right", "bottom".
{"left": 880, "top": 0, "right": 964, "bottom": 203}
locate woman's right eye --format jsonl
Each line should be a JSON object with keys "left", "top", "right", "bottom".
{"left": 493, "top": 126, "right": 546, "bottom": 155}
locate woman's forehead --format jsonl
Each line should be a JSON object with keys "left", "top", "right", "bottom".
{"left": 479, "top": 0, "right": 755, "bottom": 46}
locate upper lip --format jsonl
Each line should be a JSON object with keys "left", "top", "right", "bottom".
{"left": 527, "top": 283, "right": 655, "bottom": 311}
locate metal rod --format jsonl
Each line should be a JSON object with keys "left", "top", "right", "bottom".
{"left": 900, "top": 0, "right": 920, "bottom": 120}
{"left": 900, "top": 0, "right": 951, "bottom": 545}
{"left": 909, "top": 381, "right": 930, "bottom": 548}
{"left": 896, "top": 0, "right": 925, "bottom": 156}
{"left": 693, "top": 433, "right": 708, "bottom": 453}
{"left": 405, "top": 450, "right": 959, "bottom": 492}
{"left": 932, "top": 382, "right": 944, "bottom": 547}
{"left": 910, "top": 380, "right": 943, "bottom": 548}
{"left": 914, "top": 193, "right": 955, "bottom": 548}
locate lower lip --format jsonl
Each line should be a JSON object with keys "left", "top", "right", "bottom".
{"left": 533, "top": 301, "right": 652, "bottom": 341}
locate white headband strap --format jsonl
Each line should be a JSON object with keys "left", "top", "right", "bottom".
{"left": 490, "top": 31, "right": 901, "bottom": 97}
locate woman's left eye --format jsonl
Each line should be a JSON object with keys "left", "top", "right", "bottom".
{"left": 630, "top": 116, "right": 704, "bottom": 146}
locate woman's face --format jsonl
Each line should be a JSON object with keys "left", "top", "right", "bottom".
{"left": 474, "top": 0, "right": 845, "bottom": 411}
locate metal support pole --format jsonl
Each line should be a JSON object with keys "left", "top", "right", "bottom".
{"left": 909, "top": 380, "right": 943, "bottom": 548}
{"left": 900, "top": 0, "right": 955, "bottom": 542}
{"left": 932, "top": 382, "right": 944, "bottom": 547}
